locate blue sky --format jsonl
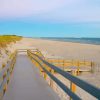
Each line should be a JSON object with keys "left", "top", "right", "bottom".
{"left": 0, "top": 0, "right": 100, "bottom": 37}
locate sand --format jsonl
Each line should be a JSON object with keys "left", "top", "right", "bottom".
{"left": 0, "top": 37, "right": 100, "bottom": 100}
{"left": 9, "top": 37, "right": 100, "bottom": 83}
{"left": 14, "top": 38, "right": 100, "bottom": 69}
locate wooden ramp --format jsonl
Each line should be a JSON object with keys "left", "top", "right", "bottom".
{"left": 3, "top": 55, "right": 60, "bottom": 100}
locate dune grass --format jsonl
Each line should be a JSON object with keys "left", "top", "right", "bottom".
{"left": 0, "top": 35, "right": 22, "bottom": 48}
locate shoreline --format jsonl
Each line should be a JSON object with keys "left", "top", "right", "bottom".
{"left": 31, "top": 37, "right": 100, "bottom": 46}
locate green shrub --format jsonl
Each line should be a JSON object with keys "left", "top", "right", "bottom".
{"left": 0, "top": 35, "right": 22, "bottom": 48}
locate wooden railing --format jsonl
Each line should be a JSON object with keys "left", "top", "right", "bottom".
{"left": 46, "top": 58, "right": 94, "bottom": 73}
{"left": 29, "top": 49, "right": 94, "bottom": 73}
{"left": 27, "top": 50, "right": 100, "bottom": 100}
{"left": 0, "top": 51, "right": 17, "bottom": 99}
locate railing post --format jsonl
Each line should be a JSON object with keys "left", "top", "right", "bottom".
{"left": 91, "top": 62, "right": 94, "bottom": 73}
{"left": 44, "top": 72, "right": 47, "bottom": 80}
{"left": 43, "top": 69, "right": 47, "bottom": 80}
{"left": 44, "top": 64, "right": 49, "bottom": 80}
{"left": 77, "top": 61, "right": 80, "bottom": 75}
{"left": 7, "top": 75, "right": 10, "bottom": 84}
{"left": 2, "top": 63, "right": 6, "bottom": 69}
{"left": 50, "top": 69, "right": 54, "bottom": 88}
{"left": 39, "top": 64, "right": 43, "bottom": 76}
{"left": 3, "top": 83, "right": 7, "bottom": 95}
{"left": 70, "top": 70, "right": 77, "bottom": 100}
{"left": 63, "top": 59, "right": 65, "bottom": 71}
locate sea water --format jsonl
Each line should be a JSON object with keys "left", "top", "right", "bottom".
{"left": 41, "top": 37, "right": 100, "bottom": 45}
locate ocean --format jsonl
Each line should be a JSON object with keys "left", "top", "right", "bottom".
{"left": 40, "top": 37, "right": 100, "bottom": 45}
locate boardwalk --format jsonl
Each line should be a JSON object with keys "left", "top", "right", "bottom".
{"left": 3, "top": 54, "right": 60, "bottom": 100}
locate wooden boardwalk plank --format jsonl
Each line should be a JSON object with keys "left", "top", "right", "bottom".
{"left": 3, "top": 55, "right": 60, "bottom": 100}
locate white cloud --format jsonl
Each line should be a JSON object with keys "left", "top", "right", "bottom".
{"left": 0, "top": 0, "right": 67, "bottom": 18}
{"left": 0, "top": 0, "right": 100, "bottom": 22}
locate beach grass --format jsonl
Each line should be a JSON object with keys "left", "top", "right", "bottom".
{"left": 0, "top": 35, "right": 22, "bottom": 48}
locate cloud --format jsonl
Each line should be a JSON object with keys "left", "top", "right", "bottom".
{"left": 0, "top": 0, "right": 100, "bottom": 22}
{"left": 34, "top": 0, "right": 100, "bottom": 22}
{"left": 0, "top": 0, "right": 67, "bottom": 18}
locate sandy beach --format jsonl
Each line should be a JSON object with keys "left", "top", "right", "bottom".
{"left": 4, "top": 37, "right": 99, "bottom": 85}
{"left": 13, "top": 38, "right": 100, "bottom": 70}
{"left": 0, "top": 37, "right": 100, "bottom": 100}
{"left": 13, "top": 38, "right": 100, "bottom": 60}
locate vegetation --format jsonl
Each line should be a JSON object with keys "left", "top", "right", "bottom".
{"left": 0, "top": 35, "right": 22, "bottom": 48}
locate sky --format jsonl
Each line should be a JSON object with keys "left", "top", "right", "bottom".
{"left": 0, "top": 0, "right": 100, "bottom": 37}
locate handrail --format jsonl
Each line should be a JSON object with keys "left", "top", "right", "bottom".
{"left": 27, "top": 50, "right": 100, "bottom": 100}
{"left": 46, "top": 58, "right": 93, "bottom": 73}
{"left": 29, "top": 56, "right": 81, "bottom": 100}
{"left": 27, "top": 50, "right": 81, "bottom": 100}
{"left": 29, "top": 49, "right": 45, "bottom": 59}
{"left": 0, "top": 51, "right": 17, "bottom": 99}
